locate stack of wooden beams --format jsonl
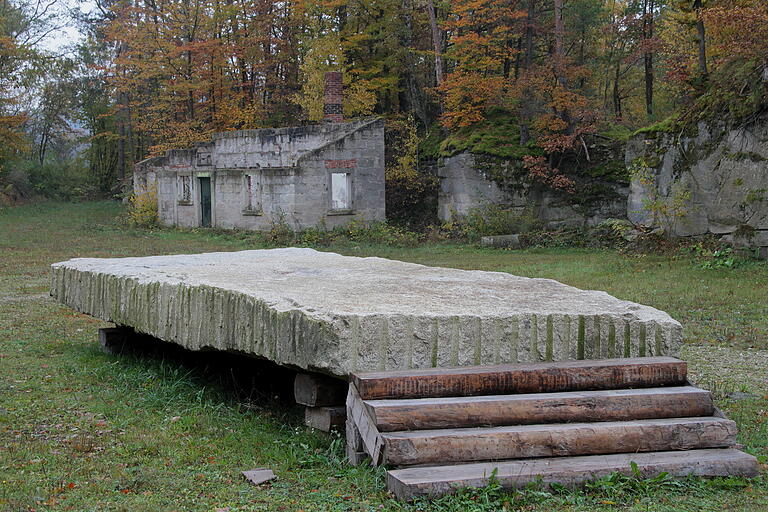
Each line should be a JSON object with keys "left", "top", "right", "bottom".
{"left": 345, "top": 357, "right": 758, "bottom": 501}
{"left": 294, "top": 373, "right": 348, "bottom": 432}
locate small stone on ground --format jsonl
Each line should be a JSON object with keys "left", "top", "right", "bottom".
{"left": 242, "top": 468, "right": 276, "bottom": 486}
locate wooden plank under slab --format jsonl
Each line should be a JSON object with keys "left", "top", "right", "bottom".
{"left": 365, "top": 386, "right": 713, "bottom": 431}
{"left": 294, "top": 373, "right": 348, "bottom": 407}
{"left": 387, "top": 449, "right": 759, "bottom": 500}
{"left": 345, "top": 418, "right": 368, "bottom": 466}
{"left": 346, "top": 384, "right": 384, "bottom": 465}
{"left": 352, "top": 357, "right": 687, "bottom": 400}
{"left": 381, "top": 416, "right": 736, "bottom": 466}
{"left": 304, "top": 406, "right": 346, "bottom": 432}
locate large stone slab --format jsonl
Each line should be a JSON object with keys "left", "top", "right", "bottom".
{"left": 50, "top": 248, "right": 681, "bottom": 377}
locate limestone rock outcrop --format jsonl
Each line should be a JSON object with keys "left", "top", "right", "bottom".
{"left": 437, "top": 152, "right": 628, "bottom": 229}
{"left": 626, "top": 117, "right": 768, "bottom": 256}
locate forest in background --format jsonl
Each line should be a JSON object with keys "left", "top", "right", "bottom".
{"left": 0, "top": 0, "right": 766, "bottom": 223}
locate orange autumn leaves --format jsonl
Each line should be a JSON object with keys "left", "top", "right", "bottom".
{"left": 106, "top": 0, "right": 301, "bottom": 155}
{"left": 438, "top": 0, "right": 591, "bottom": 192}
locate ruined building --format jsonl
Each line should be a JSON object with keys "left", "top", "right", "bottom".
{"left": 133, "top": 72, "right": 385, "bottom": 230}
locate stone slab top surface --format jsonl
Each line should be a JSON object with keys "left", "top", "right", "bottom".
{"left": 51, "top": 248, "right": 682, "bottom": 376}
{"left": 53, "top": 248, "right": 669, "bottom": 320}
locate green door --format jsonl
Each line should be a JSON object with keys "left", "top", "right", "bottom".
{"left": 199, "top": 177, "right": 212, "bottom": 227}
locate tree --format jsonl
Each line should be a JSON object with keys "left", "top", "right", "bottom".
{"left": 438, "top": 0, "right": 526, "bottom": 130}
{"left": 641, "top": 0, "right": 658, "bottom": 118}
{"left": 425, "top": 0, "right": 443, "bottom": 88}
{"left": 0, "top": 1, "right": 35, "bottom": 170}
{"left": 668, "top": 0, "right": 710, "bottom": 80}
{"left": 291, "top": 22, "right": 376, "bottom": 121}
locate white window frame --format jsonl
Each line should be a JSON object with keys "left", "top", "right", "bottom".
{"left": 330, "top": 172, "right": 352, "bottom": 211}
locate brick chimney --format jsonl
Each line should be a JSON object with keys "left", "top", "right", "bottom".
{"left": 323, "top": 71, "right": 343, "bottom": 123}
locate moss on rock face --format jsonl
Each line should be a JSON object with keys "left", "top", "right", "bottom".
{"left": 473, "top": 154, "right": 528, "bottom": 193}
{"left": 425, "top": 111, "right": 630, "bottom": 214}
{"left": 435, "top": 110, "right": 543, "bottom": 161}
{"left": 633, "top": 116, "right": 680, "bottom": 138}
{"left": 584, "top": 160, "right": 630, "bottom": 185}
{"left": 429, "top": 110, "right": 627, "bottom": 181}
{"left": 725, "top": 150, "right": 767, "bottom": 163}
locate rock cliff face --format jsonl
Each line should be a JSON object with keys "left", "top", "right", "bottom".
{"left": 626, "top": 118, "right": 768, "bottom": 256}
{"left": 437, "top": 152, "right": 628, "bottom": 229}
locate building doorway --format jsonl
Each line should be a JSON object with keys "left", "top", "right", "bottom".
{"left": 199, "top": 177, "right": 212, "bottom": 227}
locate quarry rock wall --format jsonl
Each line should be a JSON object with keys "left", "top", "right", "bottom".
{"left": 626, "top": 118, "right": 768, "bottom": 256}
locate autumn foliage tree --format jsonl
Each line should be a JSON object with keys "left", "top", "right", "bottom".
{"left": 695, "top": 2, "right": 768, "bottom": 119}
{"left": 106, "top": 0, "right": 303, "bottom": 156}
{"left": 0, "top": 2, "right": 34, "bottom": 171}
{"left": 437, "top": 0, "right": 598, "bottom": 192}
{"left": 68, "top": 0, "right": 767, "bottom": 200}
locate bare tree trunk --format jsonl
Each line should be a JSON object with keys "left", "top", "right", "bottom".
{"left": 554, "top": 0, "right": 566, "bottom": 87}
{"left": 524, "top": 0, "right": 534, "bottom": 71}
{"left": 38, "top": 129, "right": 48, "bottom": 165}
{"left": 553, "top": 0, "right": 572, "bottom": 134}
{"left": 401, "top": 0, "right": 429, "bottom": 128}
{"left": 519, "top": 0, "right": 535, "bottom": 145}
{"left": 693, "top": 0, "right": 708, "bottom": 77}
{"left": 613, "top": 62, "right": 622, "bottom": 120}
{"left": 426, "top": 0, "right": 443, "bottom": 87}
{"left": 642, "top": 0, "right": 655, "bottom": 119}
{"left": 117, "top": 64, "right": 126, "bottom": 183}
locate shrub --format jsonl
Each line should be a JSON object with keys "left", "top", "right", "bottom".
{"left": 342, "top": 220, "right": 422, "bottom": 247}
{"left": 264, "top": 212, "right": 295, "bottom": 246}
{"left": 0, "top": 157, "right": 100, "bottom": 202}
{"left": 0, "top": 167, "right": 30, "bottom": 206}
{"left": 127, "top": 184, "right": 159, "bottom": 228}
{"left": 689, "top": 243, "right": 744, "bottom": 270}
{"left": 297, "top": 224, "right": 336, "bottom": 247}
{"left": 444, "top": 203, "right": 544, "bottom": 241}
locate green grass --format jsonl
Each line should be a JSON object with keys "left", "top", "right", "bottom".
{"left": 1, "top": 200, "right": 767, "bottom": 511}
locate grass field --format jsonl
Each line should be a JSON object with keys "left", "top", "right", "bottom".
{"left": 1, "top": 200, "right": 767, "bottom": 511}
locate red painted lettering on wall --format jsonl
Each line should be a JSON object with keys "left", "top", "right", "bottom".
{"left": 324, "top": 159, "right": 357, "bottom": 169}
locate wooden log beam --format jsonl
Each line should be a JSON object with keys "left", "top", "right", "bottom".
{"left": 381, "top": 417, "right": 736, "bottom": 466}
{"left": 345, "top": 418, "right": 368, "bottom": 466}
{"left": 352, "top": 357, "right": 687, "bottom": 400}
{"left": 387, "top": 449, "right": 759, "bottom": 501}
{"left": 346, "top": 384, "right": 384, "bottom": 465}
{"left": 294, "top": 373, "right": 348, "bottom": 407}
{"left": 304, "top": 406, "right": 346, "bottom": 432}
{"left": 365, "top": 386, "right": 713, "bottom": 431}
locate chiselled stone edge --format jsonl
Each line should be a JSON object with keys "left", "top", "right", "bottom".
{"left": 51, "top": 263, "right": 682, "bottom": 377}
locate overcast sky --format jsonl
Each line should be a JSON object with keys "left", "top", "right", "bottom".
{"left": 39, "top": 0, "right": 95, "bottom": 54}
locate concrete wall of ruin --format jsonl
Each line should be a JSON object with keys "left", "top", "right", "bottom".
{"left": 438, "top": 152, "right": 628, "bottom": 229}
{"left": 133, "top": 118, "right": 385, "bottom": 230}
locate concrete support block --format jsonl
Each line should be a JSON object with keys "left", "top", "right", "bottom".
{"left": 480, "top": 234, "right": 521, "bottom": 249}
